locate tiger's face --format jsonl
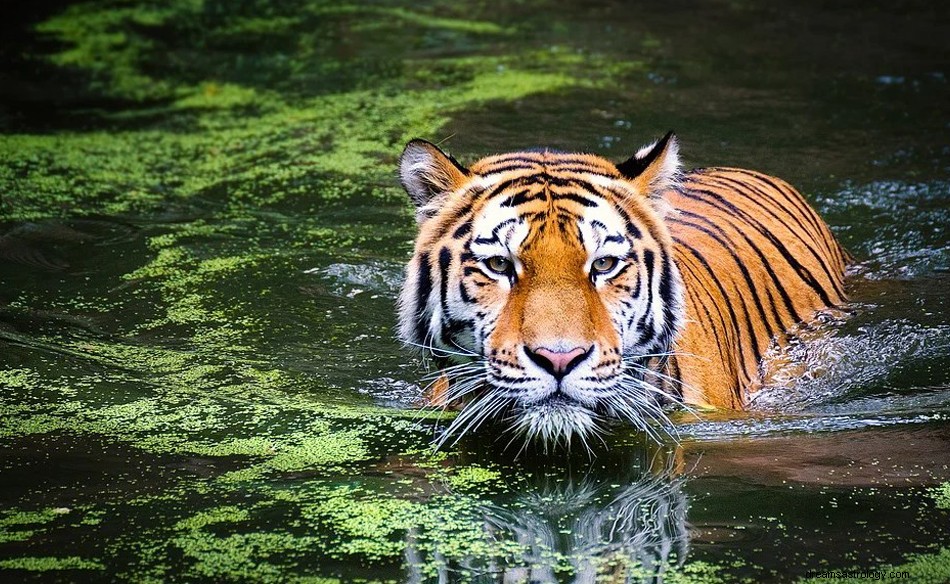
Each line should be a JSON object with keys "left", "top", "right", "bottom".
{"left": 398, "top": 134, "right": 684, "bottom": 447}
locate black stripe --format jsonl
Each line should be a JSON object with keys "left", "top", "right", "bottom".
{"left": 413, "top": 252, "right": 433, "bottom": 345}
{"left": 473, "top": 217, "right": 518, "bottom": 245}
{"left": 676, "top": 209, "right": 802, "bottom": 323}
{"left": 607, "top": 261, "right": 634, "bottom": 283}
{"left": 473, "top": 178, "right": 528, "bottom": 205}
{"left": 632, "top": 249, "right": 656, "bottom": 343}
{"left": 545, "top": 174, "right": 598, "bottom": 191}
{"left": 550, "top": 192, "right": 599, "bottom": 207}
{"left": 707, "top": 172, "right": 838, "bottom": 270}
{"left": 675, "top": 252, "right": 733, "bottom": 369}
{"left": 452, "top": 221, "right": 471, "bottom": 239}
{"left": 692, "top": 176, "right": 845, "bottom": 301}
{"left": 438, "top": 247, "right": 458, "bottom": 347}
{"left": 674, "top": 240, "right": 758, "bottom": 387}
{"left": 459, "top": 281, "right": 475, "bottom": 303}
{"left": 669, "top": 216, "right": 779, "bottom": 342}
{"left": 478, "top": 164, "right": 543, "bottom": 177}
{"left": 656, "top": 252, "right": 679, "bottom": 353}
{"left": 744, "top": 169, "right": 849, "bottom": 269}
{"left": 728, "top": 168, "right": 833, "bottom": 255}
{"left": 547, "top": 165, "right": 615, "bottom": 175}
{"left": 438, "top": 247, "right": 452, "bottom": 312}
{"left": 434, "top": 207, "right": 473, "bottom": 242}
{"left": 630, "top": 272, "right": 642, "bottom": 297}
{"left": 678, "top": 186, "right": 839, "bottom": 307}
{"left": 587, "top": 182, "right": 653, "bottom": 240}
{"left": 501, "top": 189, "right": 544, "bottom": 207}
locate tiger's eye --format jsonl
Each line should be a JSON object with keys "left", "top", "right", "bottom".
{"left": 486, "top": 256, "right": 512, "bottom": 274}
{"left": 591, "top": 256, "right": 619, "bottom": 274}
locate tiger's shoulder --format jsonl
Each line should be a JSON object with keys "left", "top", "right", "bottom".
{"left": 663, "top": 167, "right": 849, "bottom": 407}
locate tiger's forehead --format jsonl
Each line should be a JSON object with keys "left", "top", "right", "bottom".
{"left": 468, "top": 150, "right": 623, "bottom": 177}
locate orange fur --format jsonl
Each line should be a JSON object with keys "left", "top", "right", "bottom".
{"left": 398, "top": 137, "right": 848, "bottom": 425}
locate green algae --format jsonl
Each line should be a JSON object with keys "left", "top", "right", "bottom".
{"left": 4, "top": 0, "right": 632, "bottom": 222}
{"left": 932, "top": 482, "right": 950, "bottom": 510}
{"left": 0, "top": 508, "right": 69, "bottom": 545}
{"left": 3, "top": 0, "right": 949, "bottom": 582}
{"left": 799, "top": 548, "right": 950, "bottom": 584}
{"left": 0, "top": 556, "right": 104, "bottom": 571}
{"left": 0, "top": 368, "right": 38, "bottom": 390}
{"left": 437, "top": 464, "right": 504, "bottom": 492}
{"left": 0, "top": 0, "right": 617, "bottom": 499}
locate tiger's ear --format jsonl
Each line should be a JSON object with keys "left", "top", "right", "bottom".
{"left": 616, "top": 131, "right": 680, "bottom": 196}
{"left": 400, "top": 139, "right": 470, "bottom": 221}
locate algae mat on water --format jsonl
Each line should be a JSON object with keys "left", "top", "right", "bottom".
{"left": 2, "top": 0, "right": 950, "bottom": 582}
{"left": 0, "top": 1, "right": 715, "bottom": 582}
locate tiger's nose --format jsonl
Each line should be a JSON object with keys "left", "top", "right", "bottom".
{"left": 524, "top": 345, "right": 592, "bottom": 380}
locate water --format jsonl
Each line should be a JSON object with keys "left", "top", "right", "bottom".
{"left": 1, "top": 0, "right": 948, "bottom": 582}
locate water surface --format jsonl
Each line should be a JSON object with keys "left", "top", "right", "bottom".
{"left": 1, "top": 0, "right": 948, "bottom": 582}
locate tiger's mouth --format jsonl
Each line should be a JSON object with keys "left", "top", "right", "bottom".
{"left": 434, "top": 363, "right": 670, "bottom": 450}
{"left": 497, "top": 368, "right": 670, "bottom": 446}
{"left": 512, "top": 394, "right": 603, "bottom": 446}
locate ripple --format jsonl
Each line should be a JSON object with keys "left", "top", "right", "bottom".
{"left": 818, "top": 179, "right": 950, "bottom": 280}
{"left": 305, "top": 260, "right": 404, "bottom": 297}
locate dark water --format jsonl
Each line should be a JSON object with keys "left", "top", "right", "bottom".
{"left": 1, "top": 0, "right": 949, "bottom": 582}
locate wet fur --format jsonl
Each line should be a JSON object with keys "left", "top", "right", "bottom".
{"left": 398, "top": 135, "right": 848, "bottom": 445}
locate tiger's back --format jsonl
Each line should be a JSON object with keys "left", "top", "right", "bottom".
{"left": 666, "top": 168, "right": 848, "bottom": 407}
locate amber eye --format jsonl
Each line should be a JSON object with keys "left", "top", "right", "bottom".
{"left": 485, "top": 256, "right": 513, "bottom": 275}
{"left": 591, "top": 256, "right": 619, "bottom": 274}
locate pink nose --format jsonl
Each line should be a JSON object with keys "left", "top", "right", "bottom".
{"left": 525, "top": 345, "right": 591, "bottom": 380}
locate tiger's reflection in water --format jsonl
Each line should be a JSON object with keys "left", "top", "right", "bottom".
{"left": 403, "top": 445, "right": 689, "bottom": 583}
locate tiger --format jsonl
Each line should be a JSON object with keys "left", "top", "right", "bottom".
{"left": 397, "top": 132, "right": 848, "bottom": 446}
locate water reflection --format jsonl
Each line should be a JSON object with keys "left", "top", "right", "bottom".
{"left": 396, "top": 421, "right": 950, "bottom": 582}
{"left": 405, "top": 445, "right": 690, "bottom": 583}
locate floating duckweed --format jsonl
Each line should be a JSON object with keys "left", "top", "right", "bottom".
{"left": 799, "top": 548, "right": 950, "bottom": 584}
{"left": 0, "top": 509, "right": 67, "bottom": 527}
{"left": 931, "top": 482, "right": 950, "bottom": 510}
{"left": 440, "top": 465, "right": 504, "bottom": 492}
{"left": 0, "top": 368, "right": 38, "bottom": 390}
{"left": 173, "top": 531, "right": 316, "bottom": 582}
{"left": 174, "top": 506, "right": 251, "bottom": 531}
{"left": 0, "top": 556, "right": 105, "bottom": 571}
{"left": 0, "top": 509, "right": 65, "bottom": 544}
{"left": 5, "top": 1, "right": 944, "bottom": 582}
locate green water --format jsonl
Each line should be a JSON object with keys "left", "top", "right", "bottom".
{"left": 1, "top": 0, "right": 948, "bottom": 582}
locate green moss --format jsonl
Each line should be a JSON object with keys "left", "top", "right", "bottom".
{"left": 0, "top": 368, "right": 38, "bottom": 390}
{"left": 3, "top": 0, "right": 630, "bottom": 222}
{"left": 175, "top": 506, "right": 251, "bottom": 531}
{"left": 35, "top": 3, "right": 180, "bottom": 100}
{"left": 0, "top": 1, "right": 829, "bottom": 582}
{"left": 440, "top": 465, "right": 503, "bottom": 492}
{"left": 799, "top": 548, "right": 950, "bottom": 584}
{"left": 0, "top": 508, "right": 66, "bottom": 527}
{"left": 172, "top": 531, "right": 317, "bottom": 582}
{"left": 931, "top": 482, "right": 950, "bottom": 510}
{"left": 0, "top": 556, "right": 104, "bottom": 571}
{"left": 0, "top": 508, "right": 70, "bottom": 544}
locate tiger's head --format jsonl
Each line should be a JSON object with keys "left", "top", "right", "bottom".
{"left": 397, "top": 133, "right": 685, "bottom": 447}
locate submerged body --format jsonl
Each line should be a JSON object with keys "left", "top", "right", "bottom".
{"left": 397, "top": 134, "right": 847, "bottom": 444}
{"left": 664, "top": 167, "right": 848, "bottom": 407}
